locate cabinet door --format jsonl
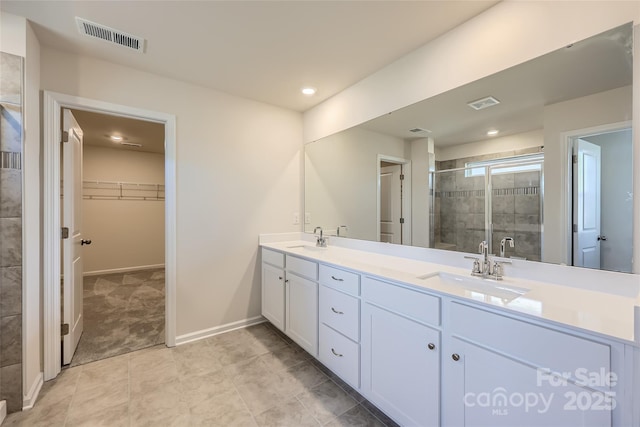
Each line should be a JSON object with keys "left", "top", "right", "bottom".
{"left": 361, "top": 302, "right": 440, "bottom": 427}
{"left": 444, "top": 337, "right": 612, "bottom": 427}
{"left": 286, "top": 273, "right": 318, "bottom": 356}
{"left": 262, "top": 263, "right": 286, "bottom": 331}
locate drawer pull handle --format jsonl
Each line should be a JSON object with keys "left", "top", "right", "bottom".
{"left": 428, "top": 343, "right": 435, "bottom": 350}
{"left": 452, "top": 353, "right": 460, "bottom": 361}
{"left": 331, "top": 348, "right": 343, "bottom": 357}
{"left": 331, "top": 307, "right": 344, "bottom": 315}
{"left": 331, "top": 275, "right": 344, "bottom": 282}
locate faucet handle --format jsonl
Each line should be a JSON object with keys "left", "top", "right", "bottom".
{"left": 464, "top": 256, "right": 482, "bottom": 274}
{"left": 491, "top": 259, "right": 512, "bottom": 280}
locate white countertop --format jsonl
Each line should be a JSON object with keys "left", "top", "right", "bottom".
{"left": 261, "top": 239, "right": 640, "bottom": 346}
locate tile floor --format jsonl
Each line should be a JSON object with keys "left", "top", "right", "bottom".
{"left": 4, "top": 322, "right": 399, "bottom": 427}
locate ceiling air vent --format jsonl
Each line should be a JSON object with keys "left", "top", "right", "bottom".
{"left": 75, "top": 17, "right": 145, "bottom": 53}
{"left": 467, "top": 96, "right": 500, "bottom": 111}
{"left": 409, "top": 127, "right": 432, "bottom": 134}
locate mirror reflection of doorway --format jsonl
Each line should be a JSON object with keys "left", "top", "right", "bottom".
{"left": 571, "top": 127, "right": 633, "bottom": 272}
{"left": 378, "top": 157, "right": 411, "bottom": 245}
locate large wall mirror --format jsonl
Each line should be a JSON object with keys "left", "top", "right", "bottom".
{"left": 305, "top": 23, "right": 633, "bottom": 273}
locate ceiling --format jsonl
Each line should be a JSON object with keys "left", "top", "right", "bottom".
{"left": 359, "top": 24, "right": 633, "bottom": 147}
{"left": 71, "top": 109, "right": 165, "bottom": 154}
{"left": 1, "top": 0, "right": 499, "bottom": 112}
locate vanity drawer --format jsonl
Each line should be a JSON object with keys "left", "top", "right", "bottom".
{"left": 450, "top": 302, "right": 611, "bottom": 378}
{"left": 319, "top": 323, "right": 360, "bottom": 388}
{"left": 262, "top": 248, "right": 284, "bottom": 268}
{"left": 362, "top": 277, "right": 440, "bottom": 326}
{"left": 319, "top": 264, "right": 360, "bottom": 296}
{"left": 286, "top": 255, "right": 318, "bottom": 280}
{"left": 320, "top": 285, "right": 360, "bottom": 342}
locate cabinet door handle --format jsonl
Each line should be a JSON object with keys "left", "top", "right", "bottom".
{"left": 331, "top": 307, "right": 344, "bottom": 315}
{"left": 331, "top": 275, "right": 344, "bottom": 282}
{"left": 331, "top": 348, "right": 343, "bottom": 357}
{"left": 278, "top": 276, "right": 283, "bottom": 280}
{"left": 452, "top": 353, "right": 460, "bottom": 361}
{"left": 285, "top": 279, "right": 289, "bottom": 283}
{"left": 428, "top": 343, "right": 436, "bottom": 350}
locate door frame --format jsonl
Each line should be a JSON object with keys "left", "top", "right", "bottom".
{"left": 561, "top": 121, "right": 631, "bottom": 266}
{"left": 43, "top": 91, "right": 177, "bottom": 380}
{"left": 376, "top": 155, "right": 412, "bottom": 245}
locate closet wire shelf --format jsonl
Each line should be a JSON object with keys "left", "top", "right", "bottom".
{"left": 83, "top": 180, "right": 165, "bottom": 201}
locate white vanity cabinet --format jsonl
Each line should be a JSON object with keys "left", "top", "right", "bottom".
{"left": 261, "top": 248, "right": 319, "bottom": 356}
{"left": 261, "top": 248, "right": 286, "bottom": 331}
{"left": 285, "top": 255, "right": 319, "bottom": 356}
{"left": 361, "top": 276, "right": 441, "bottom": 427}
{"left": 318, "top": 265, "right": 361, "bottom": 389}
{"left": 443, "top": 301, "right": 619, "bottom": 427}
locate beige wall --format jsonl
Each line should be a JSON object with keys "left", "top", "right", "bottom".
{"left": 435, "top": 130, "right": 544, "bottom": 162}
{"left": 82, "top": 146, "right": 165, "bottom": 274}
{"left": 40, "top": 47, "right": 303, "bottom": 337}
{"left": 305, "top": 126, "right": 406, "bottom": 241}
{"left": 543, "top": 86, "right": 632, "bottom": 264}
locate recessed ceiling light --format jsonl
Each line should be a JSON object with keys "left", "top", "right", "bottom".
{"left": 110, "top": 135, "right": 124, "bottom": 142}
{"left": 487, "top": 129, "right": 499, "bottom": 136}
{"left": 301, "top": 87, "right": 317, "bottom": 96}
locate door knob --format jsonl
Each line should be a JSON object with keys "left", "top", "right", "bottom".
{"left": 81, "top": 239, "right": 92, "bottom": 245}
{"left": 597, "top": 235, "right": 607, "bottom": 241}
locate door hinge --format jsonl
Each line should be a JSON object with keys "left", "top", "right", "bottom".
{"left": 400, "top": 217, "right": 405, "bottom": 224}
{"left": 572, "top": 154, "right": 577, "bottom": 164}
{"left": 573, "top": 224, "right": 578, "bottom": 233}
{"left": 62, "top": 131, "right": 69, "bottom": 143}
{"left": 400, "top": 174, "right": 405, "bottom": 181}
{"left": 61, "top": 227, "right": 69, "bottom": 239}
{"left": 61, "top": 323, "right": 69, "bottom": 336}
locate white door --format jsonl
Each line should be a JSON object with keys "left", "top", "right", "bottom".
{"left": 573, "top": 139, "right": 602, "bottom": 269}
{"left": 62, "top": 109, "right": 85, "bottom": 364}
{"left": 379, "top": 164, "right": 403, "bottom": 244}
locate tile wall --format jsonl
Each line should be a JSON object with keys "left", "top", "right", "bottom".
{"left": 0, "top": 51, "right": 23, "bottom": 414}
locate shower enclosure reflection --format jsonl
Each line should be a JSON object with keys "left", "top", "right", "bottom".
{"left": 431, "top": 152, "right": 544, "bottom": 261}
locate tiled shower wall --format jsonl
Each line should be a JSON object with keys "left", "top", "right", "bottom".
{"left": 434, "top": 148, "right": 542, "bottom": 261}
{"left": 0, "top": 52, "right": 23, "bottom": 414}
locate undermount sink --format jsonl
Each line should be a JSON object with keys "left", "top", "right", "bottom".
{"left": 418, "top": 272, "right": 530, "bottom": 302}
{"left": 286, "top": 244, "right": 327, "bottom": 252}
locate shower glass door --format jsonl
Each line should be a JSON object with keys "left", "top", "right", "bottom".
{"left": 431, "top": 154, "right": 544, "bottom": 260}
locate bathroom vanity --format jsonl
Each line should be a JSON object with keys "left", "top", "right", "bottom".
{"left": 260, "top": 235, "right": 640, "bottom": 427}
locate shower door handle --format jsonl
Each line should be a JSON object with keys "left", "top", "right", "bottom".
{"left": 81, "top": 239, "right": 92, "bottom": 245}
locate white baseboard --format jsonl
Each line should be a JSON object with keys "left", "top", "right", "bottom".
{"left": 1, "top": 400, "right": 6, "bottom": 425}
{"left": 22, "top": 372, "right": 43, "bottom": 410}
{"left": 83, "top": 264, "right": 165, "bottom": 277}
{"left": 175, "top": 316, "right": 266, "bottom": 346}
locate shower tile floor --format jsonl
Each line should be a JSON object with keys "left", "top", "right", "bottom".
{"left": 69, "top": 268, "right": 165, "bottom": 367}
{"left": 5, "top": 323, "right": 398, "bottom": 426}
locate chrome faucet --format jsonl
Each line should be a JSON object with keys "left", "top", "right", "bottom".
{"left": 337, "top": 225, "right": 348, "bottom": 237}
{"left": 464, "top": 240, "right": 511, "bottom": 280}
{"left": 500, "top": 237, "right": 515, "bottom": 258}
{"left": 479, "top": 240, "right": 490, "bottom": 276}
{"left": 313, "top": 226, "right": 327, "bottom": 247}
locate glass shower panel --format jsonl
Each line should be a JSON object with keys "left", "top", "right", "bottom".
{"left": 490, "top": 162, "right": 543, "bottom": 261}
{"left": 432, "top": 167, "right": 487, "bottom": 254}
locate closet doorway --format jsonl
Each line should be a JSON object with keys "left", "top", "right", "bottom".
{"left": 43, "top": 92, "right": 177, "bottom": 381}
{"left": 63, "top": 109, "right": 166, "bottom": 366}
